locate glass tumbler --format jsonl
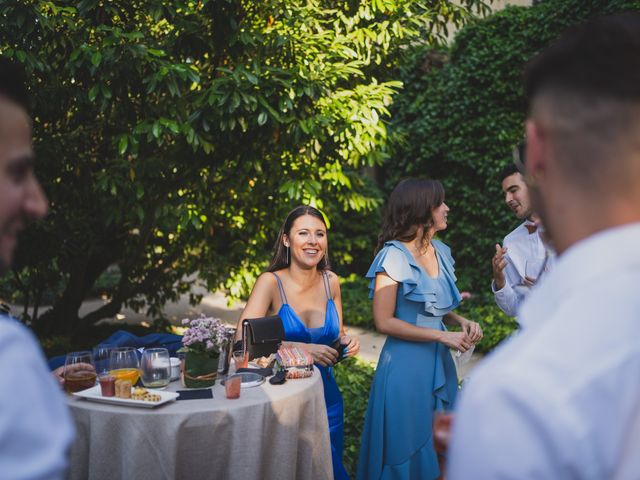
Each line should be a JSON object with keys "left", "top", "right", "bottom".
{"left": 64, "top": 351, "right": 96, "bottom": 393}
{"left": 140, "top": 348, "right": 171, "bottom": 389}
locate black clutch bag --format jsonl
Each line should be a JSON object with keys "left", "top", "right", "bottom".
{"left": 242, "top": 315, "right": 285, "bottom": 360}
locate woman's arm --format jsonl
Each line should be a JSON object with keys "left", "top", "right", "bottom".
{"left": 329, "top": 271, "right": 360, "bottom": 358}
{"left": 443, "top": 311, "right": 483, "bottom": 344}
{"left": 233, "top": 273, "right": 276, "bottom": 341}
{"left": 373, "top": 273, "right": 474, "bottom": 352}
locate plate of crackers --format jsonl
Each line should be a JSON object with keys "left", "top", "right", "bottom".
{"left": 73, "top": 385, "right": 179, "bottom": 408}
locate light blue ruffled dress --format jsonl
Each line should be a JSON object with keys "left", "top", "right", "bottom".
{"left": 356, "top": 240, "right": 462, "bottom": 480}
{"left": 272, "top": 271, "right": 350, "bottom": 480}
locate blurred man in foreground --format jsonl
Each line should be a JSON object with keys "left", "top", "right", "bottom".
{"left": 449, "top": 13, "right": 640, "bottom": 478}
{"left": 0, "top": 57, "right": 74, "bottom": 479}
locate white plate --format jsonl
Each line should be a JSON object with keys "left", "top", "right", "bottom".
{"left": 73, "top": 385, "right": 179, "bottom": 408}
{"left": 222, "top": 372, "right": 265, "bottom": 388}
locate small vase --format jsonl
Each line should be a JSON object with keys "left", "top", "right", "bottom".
{"left": 183, "top": 351, "right": 219, "bottom": 388}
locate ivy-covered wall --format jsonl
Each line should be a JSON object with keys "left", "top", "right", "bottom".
{"left": 385, "top": 0, "right": 640, "bottom": 293}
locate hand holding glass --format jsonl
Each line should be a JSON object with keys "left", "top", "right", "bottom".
{"left": 525, "top": 258, "right": 546, "bottom": 282}
{"left": 64, "top": 351, "right": 96, "bottom": 393}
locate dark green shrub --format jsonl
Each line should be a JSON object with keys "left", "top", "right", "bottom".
{"left": 334, "top": 356, "right": 376, "bottom": 478}
{"left": 457, "top": 295, "right": 519, "bottom": 353}
{"left": 340, "top": 274, "right": 374, "bottom": 330}
{"left": 386, "top": 0, "right": 640, "bottom": 293}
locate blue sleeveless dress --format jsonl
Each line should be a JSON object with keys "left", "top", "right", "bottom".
{"left": 272, "top": 272, "right": 350, "bottom": 480}
{"left": 356, "top": 240, "right": 461, "bottom": 480}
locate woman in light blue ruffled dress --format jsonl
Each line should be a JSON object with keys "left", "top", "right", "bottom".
{"left": 357, "top": 178, "right": 483, "bottom": 480}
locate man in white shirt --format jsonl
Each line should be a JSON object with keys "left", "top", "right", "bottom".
{"left": 449, "top": 13, "right": 640, "bottom": 479}
{"left": 0, "top": 57, "right": 75, "bottom": 479}
{"left": 491, "top": 163, "right": 552, "bottom": 317}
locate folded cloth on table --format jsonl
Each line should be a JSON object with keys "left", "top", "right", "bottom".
{"left": 177, "top": 389, "right": 213, "bottom": 400}
{"left": 269, "top": 369, "right": 287, "bottom": 385}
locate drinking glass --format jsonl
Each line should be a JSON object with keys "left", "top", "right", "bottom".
{"left": 109, "top": 347, "right": 141, "bottom": 385}
{"left": 525, "top": 257, "right": 546, "bottom": 281}
{"left": 232, "top": 348, "right": 248, "bottom": 372}
{"left": 140, "top": 348, "right": 171, "bottom": 389}
{"left": 63, "top": 351, "right": 96, "bottom": 393}
{"left": 93, "top": 343, "right": 114, "bottom": 376}
{"left": 224, "top": 374, "right": 242, "bottom": 399}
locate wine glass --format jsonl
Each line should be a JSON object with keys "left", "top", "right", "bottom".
{"left": 63, "top": 351, "right": 96, "bottom": 393}
{"left": 140, "top": 348, "right": 171, "bottom": 389}
{"left": 92, "top": 343, "right": 114, "bottom": 376}
{"left": 109, "top": 347, "right": 141, "bottom": 385}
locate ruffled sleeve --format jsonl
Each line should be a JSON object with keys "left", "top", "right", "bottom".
{"left": 365, "top": 240, "right": 462, "bottom": 316}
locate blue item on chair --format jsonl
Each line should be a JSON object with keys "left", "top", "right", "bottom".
{"left": 48, "top": 329, "right": 183, "bottom": 371}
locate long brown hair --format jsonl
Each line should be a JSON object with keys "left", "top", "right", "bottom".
{"left": 267, "top": 205, "right": 331, "bottom": 272}
{"left": 375, "top": 178, "right": 445, "bottom": 254}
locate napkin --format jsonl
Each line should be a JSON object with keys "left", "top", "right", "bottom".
{"left": 177, "top": 389, "right": 213, "bottom": 400}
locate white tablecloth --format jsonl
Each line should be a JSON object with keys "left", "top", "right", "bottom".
{"left": 67, "top": 367, "right": 333, "bottom": 480}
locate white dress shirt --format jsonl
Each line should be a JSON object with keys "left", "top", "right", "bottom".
{"left": 449, "top": 223, "right": 640, "bottom": 480}
{"left": 492, "top": 221, "right": 553, "bottom": 318}
{"left": 0, "top": 315, "right": 75, "bottom": 480}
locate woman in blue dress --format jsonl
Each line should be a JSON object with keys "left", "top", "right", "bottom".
{"left": 237, "top": 205, "right": 359, "bottom": 480}
{"left": 357, "top": 178, "right": 483, "bottom": 480}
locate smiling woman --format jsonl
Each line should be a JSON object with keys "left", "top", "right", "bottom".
{"left": 234, "top": 205, "right": 360, "bottom": 480}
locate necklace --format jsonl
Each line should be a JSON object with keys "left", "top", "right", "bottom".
{"left": 412, "top": 242, "right": 432, "bottom": 257}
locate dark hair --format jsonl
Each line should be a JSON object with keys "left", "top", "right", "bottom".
{"left": 523, "top": 13, "right": 640, "bottom": 188}
{"left": 267, "top": 205, "right": 330, "bottom": 272}
{"left": 0, "top": 56, "right": 30, "bottom": 111}
{"left": 525, "top": 13, "right": 640, "bottom": 105}
{"left": 499, "top": 163, "right": 521, "bottom": 183}
{"left": 376, "top": 178, "right": 445, "bottom": 254}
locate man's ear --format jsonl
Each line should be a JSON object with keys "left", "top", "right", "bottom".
{"left": 525, "top": 119, "right": 548, "bottom": 184}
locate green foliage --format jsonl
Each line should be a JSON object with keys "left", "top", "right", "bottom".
{"left": 0, "top": 0, "right": 488, "bottom": 333}
{"left": 386, "top": 0, "right": 640, "bottom": 293}
{"left": 340, "top": 274, "right": 374, "bottom": 329}
{"left": 334, "top": 356, "right": 375, "bottom": 478}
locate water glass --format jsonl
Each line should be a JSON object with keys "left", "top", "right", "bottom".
{"left": 140, "top": 348, "right": 171, "bottom": 389}
{"left": 93, "top": 343, "right": 114, "bottom": 376}
{"left": 224, "top": 374, "right": 242, "bottom": 399}
{"left": 64, "top": 351, "right": 96, "bottom": 393}
{"left": 232, "top": 349, "right": 248, "bottom": 372}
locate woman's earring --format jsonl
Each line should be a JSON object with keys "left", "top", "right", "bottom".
{"left": 286, "top": 245, "right": 290, "bottom": 265}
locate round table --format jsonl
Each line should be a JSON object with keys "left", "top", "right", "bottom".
{"left": 67, "top": 367, "right": 333, "bottom": 480}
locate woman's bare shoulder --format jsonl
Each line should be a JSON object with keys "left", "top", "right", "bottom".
{"left": 323, "top": 270, "right": 341, "bottom": 290}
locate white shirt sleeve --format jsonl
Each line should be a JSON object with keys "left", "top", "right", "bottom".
{"left": 0, "top": 317, "right": 75, "bottom": 480}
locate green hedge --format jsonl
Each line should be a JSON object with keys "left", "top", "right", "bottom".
{"left": 340, "top": 274, "right": 374, "bottom": 330}
{"left": 334, "top": 356, "right": 376, "bottom": 478}
{"left": 385, "top": 0, "right": 640, "bottom": 293}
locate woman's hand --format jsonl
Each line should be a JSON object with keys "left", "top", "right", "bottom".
{"left": 461, "top": 319, "right": 483, "bottom": 344}
{"left": 341, "top": 334, "right": 360, "bottom": 358}
{"left": 301, "top": 343, "right": 339, "bottom": 367}
{"left": 439, "top": 331, "right": 473, "bottom": 352}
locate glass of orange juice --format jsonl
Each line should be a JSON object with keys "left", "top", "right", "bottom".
{"left": 109, "top": 347, "right": 141, "bottom": 385}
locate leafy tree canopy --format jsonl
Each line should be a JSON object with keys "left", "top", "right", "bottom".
{"left": 0, "top": 0, "right": 489, "bottom": 334}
